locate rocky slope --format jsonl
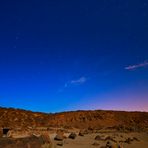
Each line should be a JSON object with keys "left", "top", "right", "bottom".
{"left": 0, "top": 107, "right": 148, "bottom": 131}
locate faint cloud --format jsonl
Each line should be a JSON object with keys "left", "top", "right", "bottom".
{"left": 70, "top": 77, "right": 87, "bottom": 85}
{"left": 125, "top": 61, "right": 148, "bottom": 70}
{"left": 58, "top": 76, "right": 87, "bottom": 93}
{"left": 64, "top": 76, "right": 87, "bottom": 88}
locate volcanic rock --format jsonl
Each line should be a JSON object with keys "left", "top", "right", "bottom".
{"left": 95, "top": 135, "right": 102, "bottom": 140}
{"left": 68, "top": 132, "right": 77, "bottom": 139}
{"left": 54, "top": 134, "right": 64, "bottom": 141}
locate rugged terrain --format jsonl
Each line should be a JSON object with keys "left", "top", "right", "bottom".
{"left": 0, "top": 107, "right": 148, "bottom": 148}
{"left": 0, "top": 107, "right": 148, "bottom": 131}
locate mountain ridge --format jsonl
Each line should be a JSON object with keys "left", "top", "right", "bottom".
{"left": 0, "top": 106, "right": 148, "bottom": 131}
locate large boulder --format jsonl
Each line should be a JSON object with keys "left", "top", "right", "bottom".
{"left": 0, "top": 134, "right": 52, "bottom": 148}
{"left": 0, "top": 135, "right": 42, "bottom": 148}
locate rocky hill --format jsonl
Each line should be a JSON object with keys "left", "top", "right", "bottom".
{"left": 0, "top": 107, "right": 148, "bottom": 131}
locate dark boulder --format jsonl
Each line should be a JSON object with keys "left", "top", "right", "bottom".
{"left": 95, "top": 135, "right": 102, "bottom": 140}
{"left": 68, "top": 133, "right": 77, "bottom": 139}
{"left": 54, "top": 134, "right": 64, "bottom": 141}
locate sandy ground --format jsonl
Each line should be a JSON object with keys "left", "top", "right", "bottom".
{"left": 1, "top": 130, "right": 148, "bottom": 148}
{"left": 50, "top": 132, "right": 148, "bottom": 148}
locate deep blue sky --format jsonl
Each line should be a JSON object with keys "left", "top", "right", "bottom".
{"left": 0, "top": 0, "right": 148, "bottom": 112}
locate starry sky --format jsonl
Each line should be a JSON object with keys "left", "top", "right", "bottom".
{"left": 0, "top": 0, "right": 148, "bottom": 113}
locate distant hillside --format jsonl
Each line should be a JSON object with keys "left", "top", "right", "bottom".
{"left": 0, "top": 107, "right": 148, "bottom": 131}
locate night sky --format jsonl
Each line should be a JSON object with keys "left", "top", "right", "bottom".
{"left": 0, "top": 0, "right": 148, "bottom": 112}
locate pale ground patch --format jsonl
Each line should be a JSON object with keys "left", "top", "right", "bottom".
{"left": 51, "top": 132, "right": 148, "bottom": 148}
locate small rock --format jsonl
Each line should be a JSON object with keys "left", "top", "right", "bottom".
{"left": 79, "top": 132, "right": 84, "bottom": 136}
{"left": 68, "top": 133, "right": 77, "bottom": 139}
{"left": 92, "top": 142, "right": 100, "bottom": 146}
{"left": 106, "top": 141, "right": 122, "bottom": 148}
{"left": 54, "top": 134, "right": 64, "bottom": 141}
{"left": 104, "top": 136, "right": 116, "bottom": 142}
{"left": 124, "top": 138, "right": 133, "bottom": 144}
{"left": 106, "top": 141, "right": 112, "bottom": 147}
{"left": 133, "top": 137, "right": 139, "bottom": 141}
{"left": 95, "top": 135, "right": 102, "bottom": 140}
{"left": 79, "top": 129, "right": 88, "bottom": 136}
{"left": 83, "top": 130, "right": 89, "bottom": 134}
{"left": 57, "top": 142, "right": 63, "bottom": 146}
{"left": 40, "top": 133, "right": 51, "bottom": 144}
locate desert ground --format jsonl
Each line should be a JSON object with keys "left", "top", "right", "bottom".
{"left": 57, "top": 132, "right": 148, "bottom": 148}
{"left": 0, "top": 107, "right": 148, "bottom": 147}
{"left": 0, "top": 128, "right": 148, "bottom": 148}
